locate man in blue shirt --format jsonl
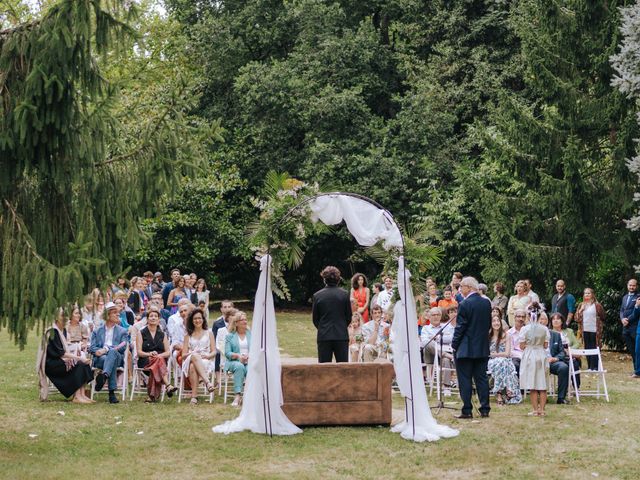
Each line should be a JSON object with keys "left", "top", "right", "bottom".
{"left": 551, "top": 279, "right": 576, "bottom": 326}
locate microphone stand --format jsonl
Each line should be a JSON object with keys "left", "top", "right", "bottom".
{"left": 423, "top": 319, "right": 457, "bottom": 414}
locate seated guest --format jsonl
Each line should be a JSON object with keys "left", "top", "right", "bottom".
{"left": 348, "top": 312, "right": 364, "bottom": 362}
{"left": 519, "top": 303, "right": 550, "bottom": 416}
{"left": 66, "top": 305, "right": 89, "bottom": 354}
{"left": 139, "top": 293, "right": 169, "bottom": 328}
{"left": 491, "top": 307, "right": 504, "bottom": 325}
{"left": 437, "top": 286, "right": 458, "bottom": 309}
{"left": 488, "top": 315, "right": 522, "bottom": 405}
{"left": 135, "top": 307, "right": 177, "bottom": 402}
{"left": 420, "top": 307, "right": 454, "bottom": 385}
{"left": 168, "top": 301, "right": 193, "bottom": 361}
{"left": 508, "top": 309, "right": 526, "bottom": 374}
{"left": 38, "top": 308, "right": 94, "bottom": 403}
{"left": 212, "top": 300, "right": 235, "bottom": 387}
{"left": 547, "top": 313, "right": 571, "bottom": 405}
{"left": 225, "top": 310, "right": 252, "bottom": 406}
{"left": 81, "top": 294, "right": 97, "bottom": 332}
{"left": 182, "top": 308, "right": 216, "bottom": 404}
{"left": 361, "top": 305, "right": 388, "bottom": 362}
{"left": 127, "top": 277, "right": 147, "bottom": 315}
{"left": 550, "top": 312, "right": 581, "bottom": 392}
{"left": 113, "top": 294, "right": 135, "bottom": 327}
{"left": 89, "top": 302, "right": 129, "bottom": 403}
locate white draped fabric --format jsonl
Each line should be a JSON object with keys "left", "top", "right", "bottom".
{"left": 309, "top": 194, "right": 403, "bottom": 249}
{"left": 212, "top": 255, "right": 302, "bottom": 436}
{"left": 391, "top": 257, "right": 459, "bottom": 442}
{"left": 213, "top": 193, "right": 457, "bottom": 442}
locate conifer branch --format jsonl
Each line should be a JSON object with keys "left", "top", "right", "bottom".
{"left": 2, "top": 198, "right": 45, "bottom": 263}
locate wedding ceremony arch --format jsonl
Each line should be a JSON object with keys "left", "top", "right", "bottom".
{"left": 213, "top": 192, "right": 459, "bottom": 442}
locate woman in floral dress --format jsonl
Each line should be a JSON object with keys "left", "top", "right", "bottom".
{"left": 487, "top": 315, "right": 522, "bottom": 405}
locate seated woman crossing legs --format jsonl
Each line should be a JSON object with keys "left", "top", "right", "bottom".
{"left": 181, "top": 308, "right": 216, "bottom": 405}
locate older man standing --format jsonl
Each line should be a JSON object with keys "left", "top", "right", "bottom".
{"left": 451, "top": 277, "right": 491, "bottom": 419}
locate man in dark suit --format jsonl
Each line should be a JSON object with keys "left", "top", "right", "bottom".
{"left": 312, "top": 266, "right": 352, "bottom": 363}
{"left": 620, "top": 278, "right": 640, "bottom": 375}
{"left": 451, "top": 276, "right": 491, "bottom": 418}
{"left": 549, "top": 329, "right": 572, "bottom": 404}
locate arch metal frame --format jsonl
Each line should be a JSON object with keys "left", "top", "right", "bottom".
{"left": 259, "top": 191, "right": 416, "bottom": 438}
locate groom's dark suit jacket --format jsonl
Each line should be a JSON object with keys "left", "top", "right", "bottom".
{"left": 312, "top": 285, "right": 352, "bottom": 342}
{"left": 452, "top": 292, "right": 491, "bottom": 359}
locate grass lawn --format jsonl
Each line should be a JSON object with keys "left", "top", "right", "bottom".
{"left": 1, "top": 309, "right": 639, "bottom": 480}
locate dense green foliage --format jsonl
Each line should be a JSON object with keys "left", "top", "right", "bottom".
{"left": 0, "top": 0, "right": 221, "bottom": 345}
{"left": 4, "top": 1, "right": 640, "bottom": 349}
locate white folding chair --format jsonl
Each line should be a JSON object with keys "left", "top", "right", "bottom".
{"left": 90, "top": 346, "right": 129, "bottom": 401}
{"left": 568, "top": 347, "right": 609, "bottom": 402}
{"left": 223, "top": 369, "right": 235, "bottom": 404}
{"left": 177, "top": 362, "right": 214, "bottom": 403}
{"left": 429, "top": 344, "right": 458, "bottom": 400}
{"left": 129, "top": 355, "right": 166, "bottom": 402}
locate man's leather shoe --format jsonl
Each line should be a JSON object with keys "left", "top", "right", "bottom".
{"left": 480, "top": 412, "right": 489, "bottom": 418}
{"left": 454, "top": 413, "right": 473, "bottom": 419}
{"left": 108, "top": 393, "right": 119, "bottom": 404}
{"left": 557, "top": 399, "right": 568, "bottom": 405}
{"left": 95, "top": 372, "right": 106, "bottom": 392}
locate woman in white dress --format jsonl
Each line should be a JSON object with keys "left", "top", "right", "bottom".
{"left": 507, "top": 280, "right": 532, "bottom": 326}
{"left": 181, "top": 308, "right": 216, "bottom": 404}
{"left": 519, "top": 303, "right": 550, "bottom": 416}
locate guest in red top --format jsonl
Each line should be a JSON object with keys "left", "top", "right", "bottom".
{"left": 350, "top": 273, "right": 370, "bottom": 323}
{"left": 437, "top": 286, "right": 458, "bottom": 309}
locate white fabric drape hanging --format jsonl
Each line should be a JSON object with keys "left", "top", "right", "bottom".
{"left": 391, "top": 256, "right": 459, "bottom": 441}
{"left": 213, "top": 194, "right": 458, "bottom": 443}
{"left": 309, "top": 194, "right": 402, "bottom": 249}
{"left": 212, "top": 255, "right": 302, "bottom": 436}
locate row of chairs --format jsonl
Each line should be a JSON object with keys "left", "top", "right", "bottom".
{"left": 425, "top": 345, "right": 609, "bottom": 402}
{"left": 49, "top": 342, "right": 239, "bottom": 404}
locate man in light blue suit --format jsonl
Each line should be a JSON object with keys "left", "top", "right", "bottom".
{"left": 89, "top": 302, "right": 129, "bottom": 403}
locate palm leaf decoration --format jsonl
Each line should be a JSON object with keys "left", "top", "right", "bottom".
{"left": 365, "top": 221, "right": 443, "bottom": 300}
{"left": 246, "top": 171, "right": 324, "bottom": 300}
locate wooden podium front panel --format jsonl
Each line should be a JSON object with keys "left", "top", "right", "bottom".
{"left": 281, "top": 362, "right": 394, "bottom": 426}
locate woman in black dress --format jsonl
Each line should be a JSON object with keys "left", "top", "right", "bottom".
{"left": 43, "top": 310, "right": 94, "bottom": 403}
{"left": 135, "top": 307, "right": 177, "bottom": 402}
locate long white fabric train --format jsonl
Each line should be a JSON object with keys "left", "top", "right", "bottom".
{"left": 391, "top": 257, "right": 459, "bottom": 441}
{"left": 212, "top": 255, "right": 301, "bottom": 435}
{"left": 212, "top": 193, "right": 458, "bottom": 441}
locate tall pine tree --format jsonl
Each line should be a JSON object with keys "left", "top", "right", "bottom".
{"left": 475, "top": 0, "right": 638, "bottom": 293}
{"left": 0, "top": 0, "right": 219, "bottom": 346}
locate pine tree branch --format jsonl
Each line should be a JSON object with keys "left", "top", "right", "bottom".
{"left": 97, "top": 84, "right": 187, "bottom": 167}
{"left": 0, "top": 18, "right": 40, "bottom": 36}
{"left": 2, "top": 198, "right": 45, "bottom": 263}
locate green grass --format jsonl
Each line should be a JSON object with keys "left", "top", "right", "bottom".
{"left": 1, "top": 310, "right": 639, "bottom": 479}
